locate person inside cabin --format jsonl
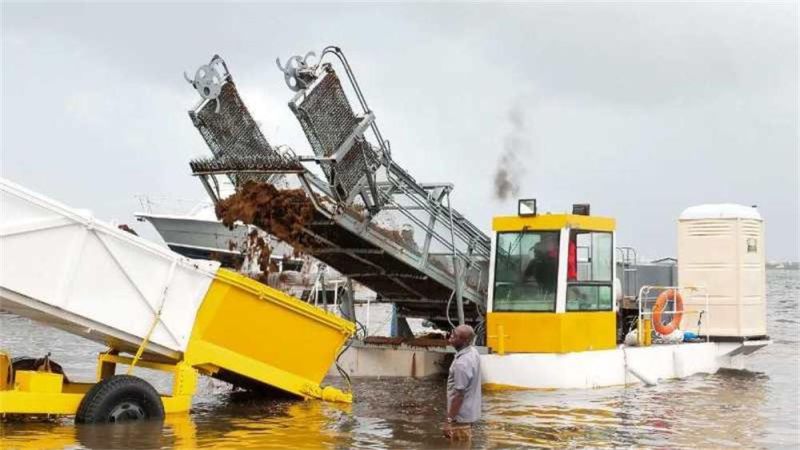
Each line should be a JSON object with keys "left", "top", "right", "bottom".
{"left": 566, "top": 231, "right": 591, "bottom": 308}
{"left": 568, "top": 233, "right": 577, "bottom": 282}
{"left": 523, "top": 234, "right": 559, "bottom": 293}
{"left": 442, "top": 324, "right": 482, "bottom": 442}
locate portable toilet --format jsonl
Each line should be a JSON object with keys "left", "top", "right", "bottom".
{"left": 677, "top": 204, "right": 767, "bottom": 339}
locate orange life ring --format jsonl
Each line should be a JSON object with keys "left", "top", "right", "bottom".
{"left": 652, "top": 289, "right": 684, "bottom": 335}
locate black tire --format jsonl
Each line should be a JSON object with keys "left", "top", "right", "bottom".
{"left": 75, "top": 375, "right": 164, "bottom": 424}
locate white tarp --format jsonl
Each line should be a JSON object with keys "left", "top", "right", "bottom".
{"left": 0, "top": 178, "right": 220, "bottom": 358}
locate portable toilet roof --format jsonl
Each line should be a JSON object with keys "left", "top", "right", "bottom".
{"left": 679, "top": 204, "right": 762, "bottom": 221}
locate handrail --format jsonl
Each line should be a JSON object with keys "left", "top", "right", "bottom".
{"left": 636, "top": 285, "right": 710, "bottom": 342}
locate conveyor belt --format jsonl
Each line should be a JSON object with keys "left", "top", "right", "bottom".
{"left": 292, "top": 206, "right": 484, "bottom": 322}
{"left": 185, "top": 51, "right": 491, "bottom": 325}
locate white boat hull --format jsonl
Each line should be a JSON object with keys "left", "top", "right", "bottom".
{"left": 136, "top": 213, "right": 296, "bottom": 264}
{"left": 135, "top": 213, "right": 250, "bottom": 258}
{"left": 480, "top": 341, "right": 770, "bottom": 390}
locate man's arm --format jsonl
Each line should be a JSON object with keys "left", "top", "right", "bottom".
{"left": 443, "top": 388, "right": 465, "bottom": 438}
{"left": 447, "top": 390, "right": 465, "bottom": 421}
{"left": 447, "top": 362, "right": 471, "bottom": 421}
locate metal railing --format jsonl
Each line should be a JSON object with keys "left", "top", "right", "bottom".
{"left": 636, "top": 285, "right": 710, "bottom": 343}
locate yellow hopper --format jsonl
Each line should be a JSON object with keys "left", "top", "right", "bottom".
{"left": 186, "top": 269, "right": 355, "bottom": 403}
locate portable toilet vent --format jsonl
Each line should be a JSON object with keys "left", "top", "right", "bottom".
{"left": 677, "top": 204, "right": 767, "bottom": 339}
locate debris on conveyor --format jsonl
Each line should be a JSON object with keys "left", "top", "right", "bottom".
{"left": 216, "top": 181, "right": 316, "bottom": 250}
{"left": 217, "top": 181, "right": 422, "bottom": 262}
{"left": 363, "top": 333, "right": 449, "bottom": 349}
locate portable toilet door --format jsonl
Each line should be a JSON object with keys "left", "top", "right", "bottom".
{"left": 677, "top": 204, "right": 767, "bottom": 339}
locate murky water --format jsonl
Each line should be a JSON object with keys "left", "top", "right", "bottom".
{"left": 1, "top": 270, "right": 798, "bottom": 448}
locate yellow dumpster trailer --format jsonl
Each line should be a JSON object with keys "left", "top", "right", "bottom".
{"left": 0, "top": 178, "right": 354, "bottom": 423}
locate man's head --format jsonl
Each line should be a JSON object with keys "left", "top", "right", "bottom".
{"left": 448, "top": 324, "right": 475, "bottom": 350}
{"left": 542, "top": 234, "right": 558, "bottom": 249}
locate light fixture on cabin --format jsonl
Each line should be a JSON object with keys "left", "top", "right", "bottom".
{"left": 518, "top": 199, "right": 537, "bottom": 216}
{"left": 572, "top": 204, "right": 591, "bottom": 216}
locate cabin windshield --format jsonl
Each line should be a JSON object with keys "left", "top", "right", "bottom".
{"left": 493, "top": 230, "right": 560, "bottom": 312}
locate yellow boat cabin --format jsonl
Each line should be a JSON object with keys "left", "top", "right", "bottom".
{"left": 487, "top": 200, "right": 617, "bottom": 354}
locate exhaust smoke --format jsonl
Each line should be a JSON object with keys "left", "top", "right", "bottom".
{"left": 493, "top": 105, "right": 530, "bottom": 201}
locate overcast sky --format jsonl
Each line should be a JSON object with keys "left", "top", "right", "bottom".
{"left": 2, "top": 2, "right": 797, "bottom": 261}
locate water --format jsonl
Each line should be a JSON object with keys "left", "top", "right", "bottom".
{"left": 1, "top": 270, "right": 798, "bottom": 448}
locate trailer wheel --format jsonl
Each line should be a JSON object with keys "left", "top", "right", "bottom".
{"left": 75, "top": 375, "right": 164, "bottom": 424}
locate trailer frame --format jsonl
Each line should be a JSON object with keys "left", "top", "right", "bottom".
{"left": 0, "top": 351, "right": 197, "bottom": 416}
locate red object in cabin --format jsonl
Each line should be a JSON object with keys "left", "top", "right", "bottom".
{"left": 568, "top": 238, "right": 577, "bottom": 281}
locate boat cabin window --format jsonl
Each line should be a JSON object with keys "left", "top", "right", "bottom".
{"left": 493, "top": 230, "right": 560, "bottom": 312}
{"left": 567, "top": 231, "right": 613, "bottom": 311}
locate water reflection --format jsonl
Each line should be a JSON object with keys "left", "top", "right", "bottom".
{"left": 1, "top": 270, "right": 797, "bottom": 448}
{"left": 0, "top": 357, "right": 783, "bottom": 449}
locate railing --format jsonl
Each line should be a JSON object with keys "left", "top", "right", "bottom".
{"left": 134, "top": 194, "right": 212, "bottom": 216}
{"left": 616, "top": 246, "right": 639, "bottom": 303}
{"left": 636, "top": 285, "right": 710, "bottom": 344}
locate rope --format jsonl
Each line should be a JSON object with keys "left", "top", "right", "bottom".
{"left": 126, "top": 302, "right": 166, "bottom": 375}
{"left": 127, "top": 261, "right": 176, "bottom": 375}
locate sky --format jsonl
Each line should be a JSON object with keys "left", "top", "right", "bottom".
{"left": 1, "top": 2, "right": 798, "bottom": 261}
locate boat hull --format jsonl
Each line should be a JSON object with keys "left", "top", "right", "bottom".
{"left": 135, "top": 214, "right": 249, "bottom": 258}
{"left": 480, "top": 340, "right": 770, "bottom": 390}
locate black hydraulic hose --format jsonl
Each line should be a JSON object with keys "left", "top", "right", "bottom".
{"left": 335, "top": 336, "right": 354, "bottom": 393}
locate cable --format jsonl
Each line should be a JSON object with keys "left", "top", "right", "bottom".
{"left": 445, "top": 289, "right": 456, "bottom": 329}
{"left": 334, "top": 337, "right": 353, "bottom": 394}
{"left": 335, "top": 284, "right": 368, "bottom": 339}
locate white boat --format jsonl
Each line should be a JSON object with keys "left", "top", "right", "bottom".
{"left": 479, "top": 201, "right": 771, "bottom": 390}
{"left": 135, "top": 202, "right": 295, "bottom": 266}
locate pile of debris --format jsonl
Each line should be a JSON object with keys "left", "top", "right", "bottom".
{"left": 216, "top": 181, "right": 317, "bottom": 251}
{"left": 363, "top": 333, "right": 449, "bottom": 349}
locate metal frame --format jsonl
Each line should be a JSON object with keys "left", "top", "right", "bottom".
{"left": 186, "top": 48, "right": 491, "bottom": 325}
{"left": 0, "top": 350, "right": 197, "bottom": 416}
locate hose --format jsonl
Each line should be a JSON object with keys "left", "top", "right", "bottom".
{"left": 445, "top": 289, "right": 456, "bottom": 329}
{"left": 335, "top": 285, "right": 367, "bottom": 339}
{"left": 334, "top": 333, "right": 354, "bottom": 394}
{"left": 333, "top": 286, "right": 362, "bottom": 395}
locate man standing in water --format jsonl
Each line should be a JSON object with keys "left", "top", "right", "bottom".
{"left": 443, "top": 324, "right": 482, "bottom": 441}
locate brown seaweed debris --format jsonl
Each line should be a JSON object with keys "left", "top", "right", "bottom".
{"left": 363, "top": 334, "right": 448, "bottom": 349}
{"left": 216, "top": 181, "right": 317, "bottom": 252}
{"left": 118, "top": 224, "right": 139, "bottom": 236}
{"left": 207, "top": 251, "right": 243, "bottom": 269}
{"left": 246, "top": 229, "right": 272, "bottom": 278}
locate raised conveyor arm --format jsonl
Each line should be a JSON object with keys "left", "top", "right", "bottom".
{"left": 185, "top": 51, "right": 491, "bottom": 326}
